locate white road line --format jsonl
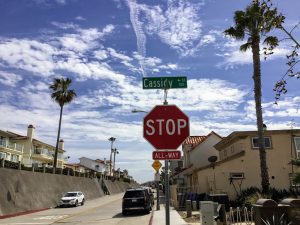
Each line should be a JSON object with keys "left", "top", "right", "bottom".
{"left": 33, "top": 215, "right": 68, "bottom": 220}
{"left": 5, "top": 223, "right": 48, "bottom": 225}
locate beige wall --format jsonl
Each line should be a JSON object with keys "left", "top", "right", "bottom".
{"left": 189, "top": 134, "right": 222, "bottom": 168}
{"left": 195, "top": 130, "right": 300, "bottom": 200}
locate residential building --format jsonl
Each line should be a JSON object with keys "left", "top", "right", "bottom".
{"left": 169, "top": 156, "right": 185, "bottom": 186}
{"left": 0, "top": 125, "right": 67, "bottom": 168}
{"left": 195, "top": 129, "right": 300, "bottom": 199}
{"left": 79, "top": 157, "right": 109, "bottom": 174}
{"left": 64, "top": 163, "right": 86, "bottom": 173}
{"left": 180, "top": 132, "right": 223, "bottom": 192}
{"left": 0, "top": 131, "right": 24, "bottom": 163}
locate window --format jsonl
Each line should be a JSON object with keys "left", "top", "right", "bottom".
{"left": 11, "top": 154, "right": 19, "bottom": 162}
{"left": 224, "top": 149, "right": 227, "bottom": 157}
{"left": 177, "top": 161, "right": 183, "bottom": 168}
{"left": 230, "top": 172, "right": 245, "bottom": 179}
{"left": 294, "top": 137, "right": 300, "bottom": 159}
{"left": 251, "top": 137, "right": 272, "bottom": 148}
{"left": 231, "top": 146, "right": 234, "bottom": 153}
{"left": 0, "top": 152, "right": 6, "bottom": 159}
{"left": 0, "top": 137, "right": 5, "bottom": 146}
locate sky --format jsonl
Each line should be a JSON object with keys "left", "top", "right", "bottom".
{"left": 0, "top": 0, "right": 299, "bottom": 183}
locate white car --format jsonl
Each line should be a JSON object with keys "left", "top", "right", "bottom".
{"left": 59, "top": 191, "right": 85, "bottom": 207}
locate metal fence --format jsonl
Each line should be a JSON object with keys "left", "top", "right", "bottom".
{"left": 0, "top": 158, "right": 131, "bottom": 183}
{"left": 226, "top": 207, "right": 254, "bottom": 225}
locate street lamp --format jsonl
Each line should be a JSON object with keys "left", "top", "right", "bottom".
{"left": 131, "top": 109, "right": 148, "bottom": 113}
{"left": 108, "top": 137, "right": 116, "bottom": 176}
{"left": 112, "top": 148, "right": 119, "bottom": 176}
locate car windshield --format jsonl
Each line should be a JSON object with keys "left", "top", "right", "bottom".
{"left": 64, "top": 192, "right": 77, "bottom": 197}
{"left": 124, "top": 190, "right": 144, "bottom": 198}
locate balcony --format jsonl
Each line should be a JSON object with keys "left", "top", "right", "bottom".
{"left": 58, "top": 153, "right": 69, "bottom": 162}
{"left": 32, "top": 148, "right": 53, "bottom": 161}
{"left": 0, "top": 139, "right": 23, "bottom": 153}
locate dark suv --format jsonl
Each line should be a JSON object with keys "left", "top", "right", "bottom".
{"left": 122, "top": 188, "right": 152, "bottom": 215}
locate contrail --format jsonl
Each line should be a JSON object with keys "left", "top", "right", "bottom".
{"left": 127, "top": 0, "right": 147, "bottom": 77}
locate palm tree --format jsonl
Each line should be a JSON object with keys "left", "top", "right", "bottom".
{"left": 50, "top": 77, "right": 76, "bottom": 172}
{"left": 225, "top": 0, "right": 281, "bottom": 194}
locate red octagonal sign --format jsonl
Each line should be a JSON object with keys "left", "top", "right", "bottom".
{"left": 143, "top": 105, "right": 189, "bottom": 150}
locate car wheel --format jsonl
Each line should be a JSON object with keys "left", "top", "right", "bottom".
{"left": 75, "top": 200, "right": 78, "bottom": 207}
{"left": 122, "top": 210, "right": 127, "bottom": 216}
{"left": 81, "top": 199, "right": 85, "bottom": 206}
{"left": 145, "top": 207, "right": 150, "bottom": 214}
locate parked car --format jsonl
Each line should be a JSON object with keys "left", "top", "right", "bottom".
{"left": 59, "top": 191, "right": 85, "bottom": 207}
{"left": 122, "top": 188, "right": 152, "bottom": 215}
{"left": 142, "top": 187, "right": 154, "bottom": 207}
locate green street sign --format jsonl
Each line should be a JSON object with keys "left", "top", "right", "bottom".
{"left": 143, "top": 76, "right": 187, "bottom": 89}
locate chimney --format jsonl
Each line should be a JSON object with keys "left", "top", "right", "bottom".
{"left": 27, "top": 124, "right": 35, "bottom": 140}
{"left": 59, "top": 139, "right": 64, "bottom": 150}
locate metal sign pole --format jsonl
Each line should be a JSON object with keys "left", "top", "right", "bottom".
{"left": 157, "top": 180, "right": 160, "bottom": 210}
{"left": 165, "top": 159, "right": 170, "bottom": 225}
{"left": 163, "top": 90, "right": 170, "bottom": 225}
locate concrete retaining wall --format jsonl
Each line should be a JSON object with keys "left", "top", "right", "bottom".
{"left": 0, "top": 168, "right": 133, "bottom": 216}
{"left": 103, "top": 179, "right": 137, "bottom": 194}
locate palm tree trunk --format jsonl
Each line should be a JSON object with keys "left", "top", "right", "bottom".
{"left": 252, "top": 32, "right": 270, "bottom": 194}
{"left": 53, "top": 105, "right": 64, "bottom": 172}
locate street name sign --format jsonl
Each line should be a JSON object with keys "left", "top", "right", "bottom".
{"left": 152, "top": 160, "right": 162, "bottom": 172}
{"left": 143, "top": 105, "right": 189, "bottom": 150}
{"left": 152, "top": 150, "right": 181, "bottom": 160}
{"left": 143, "top": 76, "right": 187, "bottom": 89}
{"left": 154, "top": 172, "right": 160, "bottom": 181}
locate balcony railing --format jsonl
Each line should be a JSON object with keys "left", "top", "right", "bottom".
{"left": 58, "top": 154, "right": 69, "bottom": 162}
{"left": 0, "top": 139, "right": 23, "bottom": 153}
{"left": 33, "top": 148, "right": 53, "bottom": 158}
{"left": 32, "top": 149, "right": 68, "bottom": 163}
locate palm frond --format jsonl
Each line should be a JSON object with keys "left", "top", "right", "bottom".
{"left": 49, "top": 77, "right": 77, "bottom": 107}
{"left": 240, "top": 42, "right": 252, "bottom": 52}
{"left": 263, "top": 36, "right": 278, "bottom": 48}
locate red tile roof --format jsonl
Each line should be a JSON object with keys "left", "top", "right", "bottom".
{"left": 183, "top": 136, "right": 206, "bottom": 146}
{"left": 183, "top": 131, "right": 223, "bottom": 152}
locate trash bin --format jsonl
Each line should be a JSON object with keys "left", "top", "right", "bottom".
{"left": 253, "top": 199, "right": 288, "bottom": 225}
{"left": 177, "top": 192, "right": 186, "bottom": 209}
{"left": 279, "top": 198, "right": 300, "bottom": 224}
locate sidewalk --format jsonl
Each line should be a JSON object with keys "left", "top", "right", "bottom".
{"left": 151, "top": 204, "right": 190, "bottom": 225}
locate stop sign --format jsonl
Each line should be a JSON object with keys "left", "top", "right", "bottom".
{"left": 143, "top": 105, "right": 189, "bottom": 150}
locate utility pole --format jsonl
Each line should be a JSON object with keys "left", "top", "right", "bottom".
{"left": 108, "top": 137, "right": 116, "bottom": 177}
{"left": 113, "top": 148, "right": 119, "bottom": 175}
{"left": 288, "top": 120, "right": 295, "bottom": 189}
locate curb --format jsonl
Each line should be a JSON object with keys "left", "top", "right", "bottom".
{"left": 148, "top": 209, "right": 155, "bottom": 225}
{"left": 0, "top": 208, "right": 49, "bottom": 219}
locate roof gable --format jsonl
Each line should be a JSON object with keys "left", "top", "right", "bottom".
{"left": 183, "top": 131, "right": 223, "bottom": 151}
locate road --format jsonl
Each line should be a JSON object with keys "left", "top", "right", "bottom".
{"left": 0, "top": 193, "right": 153, "bottom": 225}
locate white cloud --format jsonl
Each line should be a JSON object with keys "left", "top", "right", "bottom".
{"left": 108, "top": 48, "right": 132, "bottom": 62}
{"left": 127, "top": 0, "right": 147, "bottom": 76}
{"left": 143, "top": 0, "right": 204, "bottom": 56}
{"left": 94, "top": 50, "right": 108, "bottom": 60}
{"left": 0, "top": 71, "right": 22, "bottom": 87}
{"left": 51, "top": 22, "right": 79, "bottom": 30}
{"left": 0, "top": 39, "right": 56, "bottom": 75}
{"left": 75, "top": 16, "right": 86, "bottom": 21}
{"left": 217, "top": 38, "right": 291, "bottom": 68}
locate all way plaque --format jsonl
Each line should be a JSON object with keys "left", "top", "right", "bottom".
{"left": 152, "top": 151, "right": 181, "bottom": 160}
